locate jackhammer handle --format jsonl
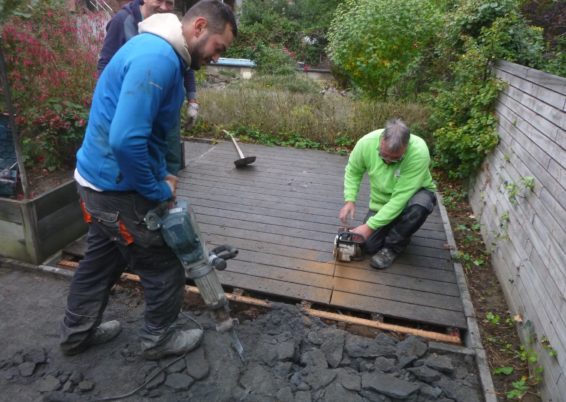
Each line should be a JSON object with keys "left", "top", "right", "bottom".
{"left": 211, "top": 245, "right": 239, "bottom": 262}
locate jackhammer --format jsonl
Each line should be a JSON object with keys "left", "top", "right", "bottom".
{"left": 144, "top": 199, "right": 245, "bottom": 361}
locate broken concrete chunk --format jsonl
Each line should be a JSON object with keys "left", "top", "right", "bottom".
{"left": 185, "top": 347, "right": 210, "bottom": 380}
{"left": 422, "top": 354, "right": 455, "bottom": 374}
{"left": 362, "top": 371, "right": 420, "bottom": 399}
{"left": 408, "top": 365, "right": 442, "bottom": 383}
{"left": 165, "top": 373, "right": 194, "bottom": 391}
{"left": 18, "top": 361, "right": 36, "bottom": 377}
{"left": 38, "top": 375, "right": 62, "bottom": 393}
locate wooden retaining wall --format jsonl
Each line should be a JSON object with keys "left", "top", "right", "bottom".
{"left": 469, "top": 60, "right": 566, "bottom": 401}
{"left": 0, "top": 180, "right": 86, "bottom": 264}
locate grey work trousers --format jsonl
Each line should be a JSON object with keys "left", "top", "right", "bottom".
{"left": 60, "top": 185, "right": 185, "bottom": 355}
{"left": 362, "top": 188, "right": 437, "bottom": 255}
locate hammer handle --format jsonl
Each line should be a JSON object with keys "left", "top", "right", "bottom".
{"left": 224, "top": 130, "right": 245, "bottom": 159}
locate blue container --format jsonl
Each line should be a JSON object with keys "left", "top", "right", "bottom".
{"left": 0, "top": 115, "right": 18, "bottom": 197}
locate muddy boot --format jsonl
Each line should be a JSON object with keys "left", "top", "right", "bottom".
{"left": 141, "top": 329, "right": 203, "bottom": 361}
{"left": 370, "top": 248, "right": 398, "bottom": 269}
{"left": 90, "top": 320, "right": 122, "bottom": 345}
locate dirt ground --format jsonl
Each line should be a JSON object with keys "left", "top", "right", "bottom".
{"left": 436, "top": 173, "right": 541, "bottom": 401}
{"left": 0, "top": 262, "right": 485, "bottom": 402}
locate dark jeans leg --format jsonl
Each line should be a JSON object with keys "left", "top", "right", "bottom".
{"left": 60, "top": 222, "right": 127, "bottom": 355}
{"left": 129, "top": 244, "right": 185, "bottom": 337}
{"left": 384, "top": 189, "right": 437, "bottom": 253}
{"left": 362, "top": 189, "right": 437, "bottom": 255}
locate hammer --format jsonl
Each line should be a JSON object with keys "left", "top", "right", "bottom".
{"left": 223, "top": 130, "right": 256, "bottom": 168}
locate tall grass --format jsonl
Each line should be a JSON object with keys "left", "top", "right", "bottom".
{"left": 194, "top": 76, "right": 430, "bottom": 147}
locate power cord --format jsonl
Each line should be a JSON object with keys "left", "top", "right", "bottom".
{"left": 95, "top": 311, "right": 203, "bottom": 401}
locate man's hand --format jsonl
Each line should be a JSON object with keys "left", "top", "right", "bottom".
{"left": 339, "top": 201, "right": 356, "bottom": 225}
{"left": 350, "top": 223, "right": 373, "bottom": 240}
{"left": 185, "top": 101, "right": 199, "bottom": 130}
{"left": 165, "top": 175, "right": 178, "bottom": 198}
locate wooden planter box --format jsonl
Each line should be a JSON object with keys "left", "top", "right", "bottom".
{"left": 0, "top": 180, "right": 86, "bottom": 264}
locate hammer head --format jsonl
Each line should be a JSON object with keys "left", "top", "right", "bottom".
{"left": 234, "top": 156, "right": 256, "bottom": 168}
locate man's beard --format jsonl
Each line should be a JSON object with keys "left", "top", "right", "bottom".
{"left": 189, "top": 35, "right": 209, "bottom": 70}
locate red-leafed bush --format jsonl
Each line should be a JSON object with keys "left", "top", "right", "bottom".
{"left": 2, "top": 5, "right": 107, "bottom": 171}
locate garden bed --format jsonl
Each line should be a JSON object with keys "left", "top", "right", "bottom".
{"left": 0, "top": 178, "right": 86, "bottom": 264}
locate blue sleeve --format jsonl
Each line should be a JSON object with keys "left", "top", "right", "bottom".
{"left": 184, "top": 69, "right": 197, "bottom": 100}
{"left": 108, "top": 54, "right": 176, "bottom": 202}
{"left": 97, "top": 13, "right": 128, "bottom": 76}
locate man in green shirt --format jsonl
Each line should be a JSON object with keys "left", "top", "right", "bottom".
{"left": 339, "top": 119, "right": 437, "bottom": 269}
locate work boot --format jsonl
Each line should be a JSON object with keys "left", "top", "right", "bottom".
{"left": 370, "top": 248, "right": 398, "bottom": 269}
{"left": 141, "top": 329, "right": 203, "bottom": 361}
{"left": 90, "top": 320, "right": 122, "bottom": 345}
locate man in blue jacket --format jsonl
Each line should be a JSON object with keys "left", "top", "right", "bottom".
{"left": 60, "top": 0, "right": 237, "bottom": 360}
{"left": 97, "top": 0, "right": 200, "bottom": 173}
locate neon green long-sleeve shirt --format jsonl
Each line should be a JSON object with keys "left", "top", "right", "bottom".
{"left": 344, "top": 129, "right": 436, "bottom": 230}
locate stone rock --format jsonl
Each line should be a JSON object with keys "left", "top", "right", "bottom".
{"left": 307, "top": 331, "right": 323, "bottom": 345}
{"left": 11, "top": 351, "right": 24, "bottom": 365}
{"left": 362, "top": 372, "right": 420, "bottom": 399}
{"left": 62, "top": 380, "right": 75, "bottom": 393}
{"left": 18, "top": 361, "right": 36, "bottom": 377}
{"left": 303, "top": 367, "right": 337, "bottom": 390}
{"left": 39, "top": 375, "right": 62, "bottom": 393}
{"left": 273, "top": 362, "right": 292, "bottom": 379}
{"left": 58, "top": 372, "right": 71, "bottom": 383}
{"left": 359, "top": 361, "right": 375, "bottom": 372}
{"left": 77, "top": 380, "right": 94, "bottom": 392}
{"left": 360, "top": 389, "right": 391, "bottom": 402}
{"left": 0, "top": 359, "right": 11, "bottom": 370}
{"left": 345, "top": 334, "right": 396, "bottom": 358}
{"left": 422, "top": 354, "right": 454, "bottom": 374}
{"left": 300, "top": 349, "right": 328, "bottom": 368}
{"left": 145, "top": 367, "right": 166, "bottom": 390}
{"left": 374, "top": 356, "right": 396, "bottom": 373}
{"left": 69, "top": 371, "right": 83, "bottom": 384}
{"left": 24, "top": 348, "right": 47, "bottom": 364}
{"left": 408, "top": 366, "right": 442, "bottom": 383}
{"left": 276, "top": 386, "right": 294, "bottom": 402}
{"left": 294, "top": 390, "right": 312, "bottom": 402}
{"left": 239, "top": 364, "right": 276, "bottom": 396}
{"left": 434, "top": 377, "right": 480, "bottom": 402}
{"left": 165, "top": 373, "right": 194, "bottom": 391}
{"left": 297, "top": 382, "right": 310, "bottom": 391}
{"left": 322, "top": 382, "right": 364, "bottom": 402}
{"left": 320, "top": 331, "right": 345, "bottom": 368}
{"left": 376, "top": 333, "right": 398, "bottom": 346}
{"left": 146, "top": 389, "right": 162, "bottom": 398}
{"left": 337, "top": 368, "right": 361, "bottom": 391}
{"left": 454, "top": 366, "right": 468, "bottom": 379}
{"left": 165, "top": 358, "right": 186, "bottom": 373}
{"left": 277, "top": 340, "right": 296, "bottom": 361}
{"left": 418, "top": 383, "right": 443, "bottom": 400}
{"left": 396, "top": 336, "right": 428, "bottom": 369}
{"left": 185, "top": 347, "right": 210, "bottom": 380}
{"left": 2, "top": 367, "right": 19, "bottom": 381}
{"left": 339, "top": 354, "right": 352, "bottom": 366}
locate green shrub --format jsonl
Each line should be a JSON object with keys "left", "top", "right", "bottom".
{"left": 327, "top": 0, "right": 442, "bottom": 99}
{"left": 429, "top": 0, "right": 545, "bottom": 179}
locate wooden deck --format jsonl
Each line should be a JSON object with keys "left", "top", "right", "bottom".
{"left": 181, "top": 140, "right": 467, "bottom": 330}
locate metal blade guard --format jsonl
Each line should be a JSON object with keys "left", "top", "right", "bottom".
{"left": 333, "top": 230, "right": 365, "bottom": 262}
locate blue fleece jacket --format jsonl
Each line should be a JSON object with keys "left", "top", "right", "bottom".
{"left": 77, "top": 33, "right": 186, "bottom": 202}
{"left": 97, "top": 0, "right": 197, "bottom": 100}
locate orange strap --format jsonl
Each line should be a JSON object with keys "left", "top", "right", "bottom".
{"left": 118, "top": 220, "right": 134, "bottom": 245}
{"left": 79, "top": 200, "right": 92, "bottom": 223}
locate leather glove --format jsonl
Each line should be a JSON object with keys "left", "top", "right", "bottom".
{"left": 185, "top": 102, "right": 199, "bottom": 130}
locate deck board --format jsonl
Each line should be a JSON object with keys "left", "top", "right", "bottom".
{"left": 178, "top": 140, "right": 468, "bottom": 329}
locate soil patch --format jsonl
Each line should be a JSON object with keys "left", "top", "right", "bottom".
{"left": 435, "top": 171, "right": 541, "bottom": 401}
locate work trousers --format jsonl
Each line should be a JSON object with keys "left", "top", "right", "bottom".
{"left": 362, "top": 189, "right": 437, "bottom": 255}
{"left": 60, "top": 186, "right": 185, "bottom": 355}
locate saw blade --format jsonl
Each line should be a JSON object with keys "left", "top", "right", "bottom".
{"left": 230, "top": 327, "right": 245, "bottom": 362}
